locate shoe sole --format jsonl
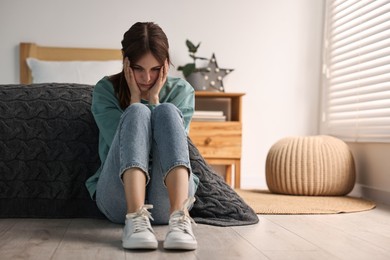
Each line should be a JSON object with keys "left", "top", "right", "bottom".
{"left": 164, "top": 241, "right": 197, "bottom": 250}
{"left": 122, "top": 241, "right": 158, "bottom": 250}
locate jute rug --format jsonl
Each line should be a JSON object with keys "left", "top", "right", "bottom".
{"left": 236, "top": 189, "right": 376, "bottom": 214}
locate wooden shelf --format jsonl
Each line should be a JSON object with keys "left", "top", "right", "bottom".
{"left": 189, "top": 91, "right": 244, "bottom": 188}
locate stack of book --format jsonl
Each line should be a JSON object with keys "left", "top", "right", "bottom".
{"left": 192, "top": 110, "right": 226, "bottom": 122}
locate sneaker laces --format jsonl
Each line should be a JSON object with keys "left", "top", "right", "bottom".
{"left": 126, "top": 205, "right": 154, "bottom": 233}
{"left": 170, "top": 197, "right": 197, "bottom": 232}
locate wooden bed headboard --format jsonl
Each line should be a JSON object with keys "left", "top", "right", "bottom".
{"left": 19, "top": 42, "right": 122, "bottom": 84}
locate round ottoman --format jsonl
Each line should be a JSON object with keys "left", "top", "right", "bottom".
{"left": 265, "top": 135, "right": 355, "bottom": 196}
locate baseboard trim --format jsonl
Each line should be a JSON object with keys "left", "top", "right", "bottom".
{"left": 240, "top": 175, "right": 267, "bottom": 190}
{"left": 349, "top": 184, "right": 390, "bottom": 206}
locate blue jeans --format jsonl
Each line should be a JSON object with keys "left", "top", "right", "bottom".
{"left": 95, "top": 103, "right": 197, "bottom": 224}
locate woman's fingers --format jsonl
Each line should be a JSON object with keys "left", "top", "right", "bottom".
{"left": 123, "top": 58, "right": 141, "bottom": 101}
{"left": 160, "top": 59, "right": 169, "bottom": 83}
{"left": 123, "top": 58, "right": 130, "bottom": 81}
{"left": 164, "top": 59, "right": 169, "bottom": 78}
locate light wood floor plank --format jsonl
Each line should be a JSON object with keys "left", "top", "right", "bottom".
{"left": 0, "top": 204, "right": 389, "bottom": 260}
{"left": 194, "top": 224, "right": 267, "bottom": 259}
{"left": 232, "top": 216, "right": 338, "bottom": 259}
{"left": 0, "top": 219, "right": 17, "bottom": 238}
{"left": 52, "top": 219, "right": 125, "bottom": 260}
{"left": 263, "top": 207, "right": 390, "bottom": 260}
{"left": 232, "top": 216, "right": 317, "bottom": 251}
{"left": 307, "top": 204, "right": 390, "bottom": 254}
{"left": 123, "top": 224, "right": 267, "bottom": 259}
{"left": 262, "top": 250, "right": 340, "bottom": 260}
{"left": 0, "top": 219, "right": 70, "bottom": 260}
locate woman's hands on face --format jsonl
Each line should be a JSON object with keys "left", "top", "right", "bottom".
{"left": 148, "top": 59, "right": 169, "bottom": 105}
{"left": 123, "top": 57, "right": 141, "bottom": 104}
{"left": 123, "top": 57, "right": 168, "bottom": 105}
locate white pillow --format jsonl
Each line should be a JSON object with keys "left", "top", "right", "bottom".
{"left": 26, "top": 58, "right": 123, "bottom": 85}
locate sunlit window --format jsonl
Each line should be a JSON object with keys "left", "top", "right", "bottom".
{"left": 321, "top": 0, "right": 390, "bottom": 142}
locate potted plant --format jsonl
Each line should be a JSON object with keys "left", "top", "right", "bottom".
{"left": 178, "top": 39, "right": 233, "bottom": 92}
{"left": 178, "top": 40, "right": 209, "bottom": 88}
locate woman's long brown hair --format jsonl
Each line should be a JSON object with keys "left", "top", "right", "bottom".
{"left": 110, "top": 22, "right": 171, "bottom": 109}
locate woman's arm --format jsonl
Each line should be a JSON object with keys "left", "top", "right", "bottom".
{"left": 91, "top": 79, "right": 123, "bottom": 147}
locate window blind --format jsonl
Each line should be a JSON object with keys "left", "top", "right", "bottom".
{"left": 321, "top": 0, "right": 390, "bottom": 142}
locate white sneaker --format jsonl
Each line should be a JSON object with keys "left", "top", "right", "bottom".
{"left": 164, "top": 197, "right": 197, "bottom": 250}
{"left": 122, "top": 205, "right": 158, "bottom": 249}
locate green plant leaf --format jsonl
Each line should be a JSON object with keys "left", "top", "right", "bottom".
{"left": 178, "top": 63, "right": 196, "bottom": 77}
{"left": 186, "top": 40, "right": 200, "bottom": 53}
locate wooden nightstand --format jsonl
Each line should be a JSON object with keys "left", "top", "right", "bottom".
{"left": 189, "top": 91, "right": 244, "bottom": 188}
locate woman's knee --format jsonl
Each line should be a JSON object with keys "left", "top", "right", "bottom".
{"left": 152, "top": 103, "right": 180, "bottom": 118}
{"left": 122, "top": 103, "right": 151, "bottom": 121}
{"left": 152, "top": 103, "right": 182, "bottom": 126}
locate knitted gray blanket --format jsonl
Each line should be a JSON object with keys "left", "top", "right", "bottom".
{"left": 0, "top": 83, "right": 258, "bottom": 226}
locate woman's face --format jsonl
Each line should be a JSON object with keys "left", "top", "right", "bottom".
{"left": 131, "top": 52, "right": 163, "bottom": 93}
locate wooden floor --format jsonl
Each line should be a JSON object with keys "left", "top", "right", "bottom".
{"left": 1, "top": 204, "right": 390, "bottom": 260}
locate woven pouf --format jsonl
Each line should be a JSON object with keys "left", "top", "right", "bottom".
{"left": 266, "top": 135, "right": 355, "bottom": 196}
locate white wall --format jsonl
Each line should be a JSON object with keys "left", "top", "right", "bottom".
{"left": 0, "top": 0, "right": 325, "bottom": 189}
